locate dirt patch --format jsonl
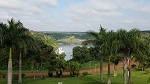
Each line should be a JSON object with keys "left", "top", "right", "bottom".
{"left": 24, "top": 61, "right": 136, "bottom": 77}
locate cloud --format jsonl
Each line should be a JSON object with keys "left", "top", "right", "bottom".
{"left": 0, "top": 0, "right": 58, "bottom": 30}
{"left": 59, "top": 0, "right": 150, "bottom": 31}
{"left": 0, "top": 0, "right": 150, "bottom": 31}
{"left": 31, "top": 0, "right": 58, "bottom": 7}
{"left": 117, "top": 0, "right": 150, "bottom": 13}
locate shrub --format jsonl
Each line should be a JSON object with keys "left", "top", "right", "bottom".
{"left": 70, "top": 71, "right": 80, "bottom": 77}
{"left": 12, "top": 73, "right": 25, "bottom": 80}
{"left": 0, "top": 73, "right": 7, "bottom": 78}
{"left": 13, "top": 74, "right": 19, "bottom": 80}
{"left": 145, "top": 68, "right": 150, "bottom": 73}
{"left": 22, "top": 73, "right": 25, "bottom": 77}
{"left": 48, "top": 72, "right": 53, "bottom": 77}
{"left": 131, "top": 64, "right": 136, "bottom": 68}
{"left": 82, "top": 72, "right": 89, "bottom": 76}
{"left": 68, "top": 61, "right": 80, "bottom": 77}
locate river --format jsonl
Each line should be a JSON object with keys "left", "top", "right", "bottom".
{"left": 58, "top": 43, "right": 82, "bottom": 60}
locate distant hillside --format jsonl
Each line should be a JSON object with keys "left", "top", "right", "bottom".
{"left": 58, "top": 36, "right": 85, "bottom": 43}
{"left": 38, "top": 31, "right": 89, "bottom": 40}
{"left": 141, "top": 30, "right": 150, "bottom": 34}
{"left": 32, "top": 31, "right": 59, "bottom": 49}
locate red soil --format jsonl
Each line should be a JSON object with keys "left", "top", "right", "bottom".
{"left": 24, "top": 61, "right": 136, "bottom": 77}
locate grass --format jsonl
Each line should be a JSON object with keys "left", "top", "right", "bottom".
{"left": 0, "top": 68, "right": 149, "bottom": 84}
{"left": 0, "top": 61, "right": 106, "bottom": 73}
{"left": 80, "top": 60, "right": 108, "bottom": 70}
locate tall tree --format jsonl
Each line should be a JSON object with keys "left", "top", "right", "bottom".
{"left": 127, "top": 29, "right": 141, "bottom": 84}
{"left": 106, "top": 31, "right": 115, "bottom": 84}
{"left": 117, "top": 29, "right": 141, "bottom": 84}
{"left": 15, "top": 21, "right": 34, "bottom": 84}
{"left": 104, "top": 30, "right": 121, "bottom": 84}
{"left": 134, "top": 34, "right": 150, "bottom": 71}
{"left": 117, "top": 29, "right": 129, "bottom": 84}
{"left": 1, "top": 18, "right": 31, "bottom": 84}
{"left": 83, "top": 26, "right": 107, "bottom": 83}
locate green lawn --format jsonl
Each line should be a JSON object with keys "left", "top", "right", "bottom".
{"left": 80, "top": 61, "right": 107, "bottom": 70}
{"left": 0, "top": 69, "right": 149, "bottom": 84}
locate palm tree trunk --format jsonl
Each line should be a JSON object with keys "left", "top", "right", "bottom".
{"left": 18, "top": 51, "right": 22, "bottom": 83}
{"left": 107, "top": 56, "right": 111, "bottom": 84}
{"left": 7, "top": 47, "right": 12, "bottom": 84}
{"left": 128, "top": 55, "right": 132, "bottom": 84}
{"left": 113, "top": 64, "right": 117, "bottom": 77}
{"left": 123, "top": 56, "right": 127, "bottom": 84}
{"left": 100, "top": 55, "right": 104, "bottom": 83}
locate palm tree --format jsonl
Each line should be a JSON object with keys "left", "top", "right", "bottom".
{"left": 16, "top": 22, "right": 34, "bottom": 84}
{"left": 105, "top": 31, "right": 113, "bottom": 84}
{"left": 116, "top": 29, "right": 129, "bottom": 84}
{"left": 127, "top": 29, "right": 141, "bottom": 84}
{"left": 1, "top": 18, "right": 32, "bottom": 84}
{"left": 83, "top": 26, "right": 107, "bottom": 83}
{"left": 135, "top": 34, "right": 150, "bottom": 71}
{"left": 116, "top": 29, "right": 141, "bottom": 84}
{"left": 0, "top": 23, "right": 7, "bottom": 46}
{"left": 106, "top": 30, "right": 121, "bottom": 84}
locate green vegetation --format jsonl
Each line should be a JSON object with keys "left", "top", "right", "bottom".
{"left": 31, "top": 31, "right": 58, "bottom": 49}
{"left": 43, "top": 31, "right": 88, "bottom": 40}
{"left": 58, "top": 36, "right": 85, "bottom": 43}
{"left": 0, "top": 69, "right": 149, "bottom": 84}
{"left": 72, "top": 46, "right": 91, "bottom": 63}
{"left": 80, "top": 61, "right": 107, "bottom": 70}
{"left": 0, "top": 19, "right": 59, "bottom": 84}
{"left": 0, "top": 18, "right": 150, "bottom": 84}
{"left": 83, "top": 27, "right": 150, "bottom": 84}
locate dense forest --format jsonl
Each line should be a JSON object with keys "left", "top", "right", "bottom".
{"left": 38, "top": 30, "right": 150, "bottom": 40}
{"left": 39, "top": 31, "right": 89, "bottom": 40}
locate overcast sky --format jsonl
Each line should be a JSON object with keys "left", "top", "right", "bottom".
{"left": 0, "top": 0, "right": 150, "bottom": 32}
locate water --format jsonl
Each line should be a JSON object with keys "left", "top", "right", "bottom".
{"left": 58, "top": 43, "right": 82, "bottom": 60}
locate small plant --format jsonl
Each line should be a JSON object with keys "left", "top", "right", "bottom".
{"left": 82, "top": 72, "right": 89, "bottom": 76}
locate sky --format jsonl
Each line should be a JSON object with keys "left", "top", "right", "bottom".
{"left": 0, "top": 0, "right": 150, "bottom": 32}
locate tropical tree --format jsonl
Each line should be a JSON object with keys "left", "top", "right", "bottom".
{"left": 116, "top": 29, "right": 129, "bottom": 84}
{"left": 134, "top": 34, "right": 150, "bottom": 71}
{"left": 72, "top": 46, "right": 91, "bottom": 63}
{"left": 16, "top": 22, "right": 34, "bottom": 84}
{"left": 0, "top": 23, "right": 8, "bottom": 70}
{"left": 0, "top": 18, "right": 32, "bottom": 84}
{"left": 83, "top": 26, "right": 107, "bottom": 83}
{"left": 100, "top": 30, "right": 121, "bottom": 84}
{"left": 105, "top": 31, "right": 115, "bottom": 84}
{"left": 116, "top": 29, "right": 141, "bottom": 84}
